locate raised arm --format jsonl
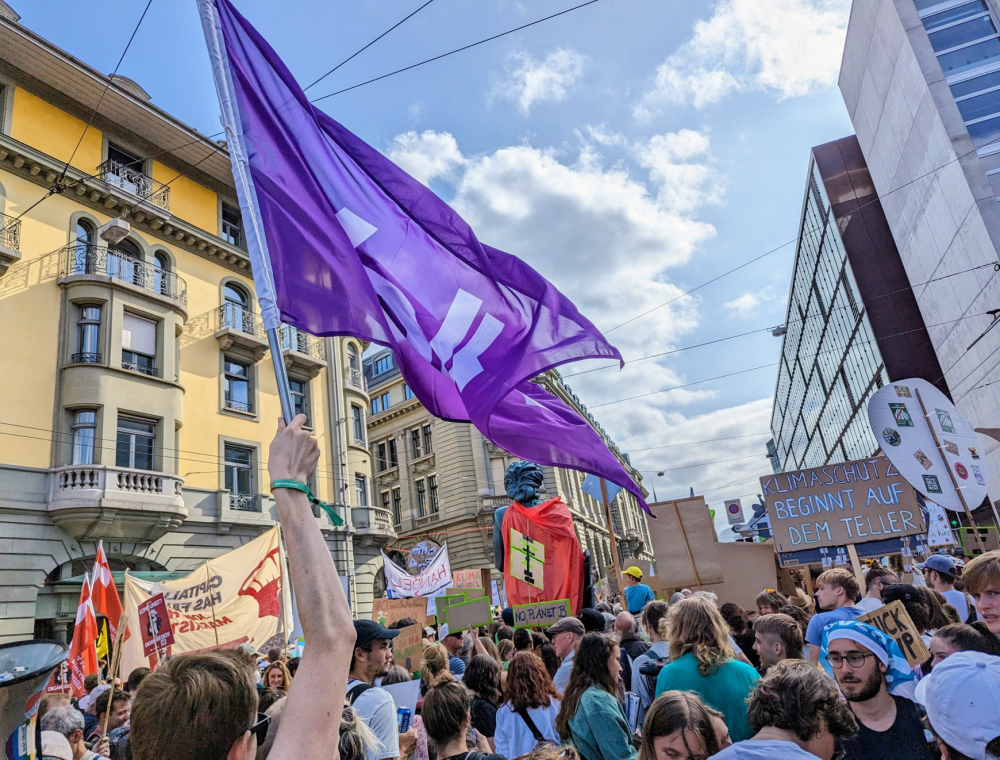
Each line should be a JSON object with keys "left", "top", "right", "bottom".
{"left": 267, "top": 416, "right": 356, "bottom": 760}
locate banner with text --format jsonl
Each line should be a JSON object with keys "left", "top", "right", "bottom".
{"left": 858, "top": 600, "right": 931, "bottom": 667}
{"left": 760, "top": 457, "right": 926, "bottom": 553}
{"left": 513, "top": 599, "right": 571, "bottom": 629}
{"left": 372, "top": 597, "right": 430, "bottom": 627}
{"left": 382, "top": 545, "right": 452, "bottom": 598}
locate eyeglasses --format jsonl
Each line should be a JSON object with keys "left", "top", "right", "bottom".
{"left": 250, "top": 713, "right": 271, "bottom": 744}
{"left": 825, "top": 653, "right": 877, "bottom": 669}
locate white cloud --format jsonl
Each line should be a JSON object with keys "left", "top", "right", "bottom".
{"left": 492, "top": 48, "right": 585, "bottom": 115}
{"left": 386, "top": 130, "right": 466, "bottom": 185}
{"left": 724, "top": 292, "right": 761, "bottom": 318}
{"left": 634, "top": 0, "right": 850, "bottom": 116}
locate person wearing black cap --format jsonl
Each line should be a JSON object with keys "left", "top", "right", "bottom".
{"left": 578, "top": 608, "right": 606, "bottom": 634}
{"left": 348, "top": 620, "right": 416, "bottom": 760}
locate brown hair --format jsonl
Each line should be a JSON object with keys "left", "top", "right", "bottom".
{"left": 864, "top": 563, "right": 898, "bottom": 592}
{"left": 753, "top": 614, "right": 804, "bottom": 660}
{"left": 478, "top": 635, "right": 501, "bottom": 663}
{"left": 422, "top": 678, "right": 470, "bottom": 745}
{"left": 131, "top": 651, "right": 256, "bottom": 760}
{"left": 816, "top": 568, "right": 859, "bottom": 601}
{"left": 506, "top": 651, "right": 559, "bottom": 711}
{"left": 497, "top": 639, "right": 514, "bottom": 662}
{"left": 556, "top": 633, "right": 619, "bottom": 740}
{"left": 923, "top": 588, "right": 959, "bottom": 628}
{"left": 513, "top": 628, "right": 534, "bottom": 651}
{"left": 755, "top": 589, "right": 788, "bottom": 613}
{"left": 465, "top": 655, "right": 503, "bottom": 705}
{"left": 381, "top": 664, "right": 412, "bottom": 686}
{"left": 94, "top": 688, "right": 129, "bottom": 719}
{"left": 778, "top": 605, "right": 811, "bottom": 639}
{"left": 641, "top": 600, "right": 669, "bottom": 641}
{"left": 747, "top": 660, "right": 857, "bottom": 742}
{"left": 666, "top": 597, "right": 735, "bottom": 676}
{"left": 639, "top": 691, "right": 719, "bottom": 760}
{"left": 420, "top": 643, "right": 451, "bottom": 688}
{"left": 933, "top": 622, "right": 1000, "bottom": 657}
{"left": 262, "top": 660, "right": 292, "bottom": 691}
{"left": 962, "top": 550, "right": 1000, "bottom": 595}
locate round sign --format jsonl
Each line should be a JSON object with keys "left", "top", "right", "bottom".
{"left": 955, "top": 462, "right": 969, "bottom": 480}
{"left": 882, "top": 428, "right": 901, "bottom": 447}
{"left": 727, "top": 502, "right": 741, "bottom": 515}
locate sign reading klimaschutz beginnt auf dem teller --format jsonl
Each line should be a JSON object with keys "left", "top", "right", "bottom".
{"left": 759, "top": 456, "right": 926, "bottom": 553}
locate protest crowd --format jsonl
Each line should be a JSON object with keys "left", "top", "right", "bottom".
{"left": 29, "top": 419, "right": 1000, "bottom": 760}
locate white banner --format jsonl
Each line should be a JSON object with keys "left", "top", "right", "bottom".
{"left": 383, "top": 544, "right": 452, "bottom": 598}
{"left": 926, "top": 501, "right": 957, "bottom": 546}
{"left": 120, "top": 528, "right": 291, "bottom": 676}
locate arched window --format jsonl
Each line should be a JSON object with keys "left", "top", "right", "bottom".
{"left": 153, "top": 252, "right": 170, "bottom": 296}
{"left": 108, "top": 238, "right": 142, "bottom": 285}
{"left": 223, "top": 283, "right": 250, "bottom": 330}
{"left": 74, "top": 220, "right": 95, "bottom": 274}
{"left": 348, "top": 343, "right": 360, "bottom": 371}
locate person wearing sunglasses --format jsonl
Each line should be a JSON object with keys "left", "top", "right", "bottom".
{"left": 819, "top": 621, "right": 933, "bottom": 760}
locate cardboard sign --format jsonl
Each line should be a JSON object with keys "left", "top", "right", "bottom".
{"left": 453, "top": 569, "right": 483, "bottom": 588}
{"left": 136, "top": 593, "right": 174, "bottom": 657}
{"left": 647, "top": 496, "right": 724, "bottom": 587}
{"left": 760, "top": 457, "right": 925, "bottom": 553}
{"left": 392, "top": 623, "right": 425, "bottom": 674}
{"left": 445, "top": 588, "right": 486, "bottom": 600}
{"left": 443, "top": 596, "right": 492, "bottom": 633}
{"left": 372, "top": 597, "right": 429, "bottom": 628}
{"left": 605, "top": 565, "right": 621, "bottom": 595}
{"left": 512, "top": 599, "right": 571, "bottom": 629}
{"left": 858, "top": 600, "right": 931, "bottom": 667}
{"left": 510, "top": 528, "right": 545, "bottom": 590}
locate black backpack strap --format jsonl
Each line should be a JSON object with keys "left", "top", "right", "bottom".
{"left": 347, "top": 682, "right": 373, "bottom": 705}
{"left": 515, "top": 707, "right": 546, "bottom": 743}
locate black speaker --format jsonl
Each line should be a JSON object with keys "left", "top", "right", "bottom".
{"left": 0, "top": 640, "right": 68, "bottom": 745}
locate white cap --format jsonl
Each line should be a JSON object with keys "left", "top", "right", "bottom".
{"left": 919, "top": 651, "right": 1000, "bottom": 759}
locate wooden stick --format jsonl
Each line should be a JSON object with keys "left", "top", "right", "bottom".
{"left": 846, "top": 544, "right": 865, "bottom": 589}
{"left": 600, "top": 479, "right": 626, "bottom": 600}
{"left": 102, "top": 611, "right": 128, "bottom": 738}
{"left": 673, "top": 498, "right": 702, "bottom": 588}
{"left": 914, "top": 387, "right": 978, "bottom": 528}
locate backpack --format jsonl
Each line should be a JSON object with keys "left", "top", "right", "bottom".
{"left": 347, "top": 681, "right": 374, "bottom": 705}
{"left": 638, "top": 656, "right": 669, "bottom": 697}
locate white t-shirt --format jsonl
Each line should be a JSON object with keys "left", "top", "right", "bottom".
{"left": 347, "top": 679, "right": 400, "bottom": 760}
{"left": 714, "top": 739, "right": 820, "bottom": 759}
{"left": 493, "top": 700, "right": 561, "bottom": 760}
{"left": 943, "top": 589, "right": 970, "bottom": 621}
{"left": 854, "top": 597, "right": 884, "bottom": 614}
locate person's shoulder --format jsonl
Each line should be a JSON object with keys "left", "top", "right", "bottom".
{"left": 725, "top": 658, "right": 761, "bottom": 680}
{"left": 354, "top": 685, "right": 395, "bottom": 710}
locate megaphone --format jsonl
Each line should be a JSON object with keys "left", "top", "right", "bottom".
{"left": 0, "top": 640, "right": 68, "bottom": 747}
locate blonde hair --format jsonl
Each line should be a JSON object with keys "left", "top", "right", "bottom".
{"left": 339, "top": 703, "right": 381, "bottom": 760}
{"left": 420, "top": 643, "right": 452, "bottom": 688}
{"left": 497, "top": 639, "right": 514, "bottom": 662}
{"left": 262, "top": 661, "right": 292, "bottom": 691}
{"left": 665, "top": 597, "right": 735, "bottom": 676}
{"left": 963, "top": 550, "right": 1000, "bottom": 596}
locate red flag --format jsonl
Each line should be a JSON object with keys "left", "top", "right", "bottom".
{"left": 67, "top": 573, "right": 100, "bottom": 698}
{"left": 91, "top": 541, "right": 123, "bottom": 639}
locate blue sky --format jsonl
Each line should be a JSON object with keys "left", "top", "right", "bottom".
{"left": 19, "top": 0, "right": 855, "bottom": 535}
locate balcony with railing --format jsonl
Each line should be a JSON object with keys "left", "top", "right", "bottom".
{"left": 98, "top": 159, "right": 171, "bottom": 213}
{"left": 122, "top": 357, "right": 158, "bottom": 377}
{"left": 345, "top": 366, "right": 368, "bottom": 392}
{"left": 352, "top": 505, "right": 397, "bottom": 546}
{"left": 70, "top": 352, "right": 102, "bottom": 365}
{"left": 61, "top": 244, "right": 188, "bottom": 309}
{"left": 215, "top": 302, "right": 269, "bottom": 360}
{"left": 280, "top": 325, "right": 326, "bottom": 377}
{"left": 0, "top": 212, "right": 22, "bottom": 276}
{"left": 47, "top": 464, "right": 186, "bottom": 541}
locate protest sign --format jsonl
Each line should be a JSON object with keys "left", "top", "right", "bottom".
{"left": 445, "top": 587, "right": 486, "bottom": 599}
{"left": 926, "top": 502, "right": 956, "bottom": 547}
{"left": 491, "top": 580, "right": 502, "bottom": 606}
{"left": 453, "top": 569, "right": 483, "bottom": 588}
{"left": 121, "top": 528, "right": 290, "bottom": 676}
{"left": 858, "top": 600, "right": 931, "bottom": 667}
{"left": 136, "top": 594, "right": 174, "bottom": 658}
{"left": 647, "top": 497, "right": 724, "bottom": 587}
{"left": 604, "top": 565, "right": 620, "bottom": 595}
{"left": 444, "top": 597, "right": 492, "bottom": 633}
{"left": 760, "top": 457, "right": 925, "bottom": 553}
{"left": 392, "top": 623, "right": 425, "bottom": 673}
{"left": 372, "top": 597, "right": 429, "bottom": 627}
{"left": 382, "top": 680, "right": 420, "bottom": 715}
{"left": 382, "top": 546, "right": 452, "bottom": 598}
{"left": 512, "top": 599, "right": 571, "bottom": 629}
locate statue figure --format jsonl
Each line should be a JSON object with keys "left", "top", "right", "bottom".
{"left": 493, "top": 461, "right": 593, "bottom": 612}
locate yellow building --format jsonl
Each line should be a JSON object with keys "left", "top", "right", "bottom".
{"left": 0, "top": 6, "right": 393, "bottom": 643}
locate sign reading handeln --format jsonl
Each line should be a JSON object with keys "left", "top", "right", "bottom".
{"left": 513, "top": 599, "right": 571, "bottom": 629}
{"left": 858, "top": 600, "right": 931, "bottom": 667}
{"left": 137, "top": 593, "right": 174, "bottom": 658}
{"left": 760, "top": 457, "right": 925, "bottom": 553}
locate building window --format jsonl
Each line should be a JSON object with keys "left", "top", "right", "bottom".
{"left": 371, "top": 392, "right": 390, "bottom": 415}
{"left": 411, "top": 429, "right": 422, "bottom": 459}
{"left": 122, "top": 313, "right": 157, "bottom": 376}
{"left": 222, "top": 202, "right": 243, "bottom": 248}
{"left": 351, "top": 405, "right": 365, "bottom": 446}
{"left": 348, "top": 344, "right": 360, "bottom": 371}
{"left": 224, "top": 444, "right": 255, "bottom": 510}
{"left": 74, "top": 305, "right": 102, "bottom": 364}
{"left": 116, "top": 417, "right": 155, "bottom": 470}
{"left": 373, "top": 355, "right": 392, "bottom": 375}
{"left": 107, "top": 238, "right": 142, "bottom": 286}
{"left": 71, "top": 410, "right": 97, "bottom": 465}
{"left": 391, "top": 487, "right": 402, "bottom": 525}
{"left": 224, "top": 358, "right": 252, "bottom": 412}
{"left": 422, "top": 424, "right": 433, "bottom": 455}
{"left": 918, "top": 0, "right": 1000, "bottom": 78}
{"left": 381, "top": 490, "right": 391, "bottom": 514}
{"left": 355, "top": 474, "right": 368, "bottom": 506}
{"left": 377, "top": 442, "right": 388, "bottom": 472}
{"left": 73, "top": 220, "right": 95, "bottom": 273}
{"left": 428, "top": 475, "right": 439, "bottom": 514}
{"left": 289, "top": 378, "right": 308, "bottom": 423}
{"left": 153, "top": 252, "right": 170, "bottom": 296}
{"left": 490, "top": 458, "right": 506, "bottom": 494}
{"left": 222, "top": 283, "right": 251, "bottom": 332}
{"left": 388, "top": 439, "right": 398, "bottom": 468}
{"left": 404, "top": 384, "right": 415, "bottom": 400}
{"left": 416, "top": 478, "right": 426, "bottom": 517}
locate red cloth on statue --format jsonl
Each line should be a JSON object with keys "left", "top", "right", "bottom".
{"left": 502, "top": 497, "right": 584, "bottom": 614}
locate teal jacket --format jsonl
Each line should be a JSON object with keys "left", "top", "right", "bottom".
{"left": 567, "top": 687, "right": 637, "bottom": 760}
{"left": 654, "top": 653, "right": 760, "bottom": 742}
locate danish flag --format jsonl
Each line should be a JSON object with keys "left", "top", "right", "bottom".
{"left": 91, "top": 541, "right": 123, "bottom": 640}
{"left": 67, "top": 573, "right": 100, "bottom": 698}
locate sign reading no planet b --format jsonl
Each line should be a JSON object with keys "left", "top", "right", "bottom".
{"left": 760, "top": 456, "right": 925, "bottom": 553}
{"left": 513, "top": 599, "right": 571, "bottom": 629}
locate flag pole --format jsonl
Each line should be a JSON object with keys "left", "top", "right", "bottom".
{"left": 599, "top": 478, "right": 625, "bottom": 604}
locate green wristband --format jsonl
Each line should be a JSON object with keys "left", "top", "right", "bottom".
{"left": 271, "top": 479, "right": 344, "bottom": 526}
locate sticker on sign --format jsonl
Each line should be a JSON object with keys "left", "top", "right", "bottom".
{"left": 513, "top": 599, "right": 571, "bottom": 629}
{"left": 137, "top": 592, "right": 175, "bottom": 658}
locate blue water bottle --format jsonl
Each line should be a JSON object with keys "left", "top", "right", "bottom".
{"left": 397, "top": 707, "right": 412, "bottom": 733}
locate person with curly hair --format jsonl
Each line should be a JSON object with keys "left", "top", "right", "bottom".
{"left": 556, "top": 633, "right": 636, "bottom": 760}
{"left": 495, "top": 652, "right": 561, "bottom": 759}
{"left": 639, "top": 691, "right": 720, "bottom": 760}
{"left": 712, "top": 661, "right": 856, "bottom": 759}
{"left": 654, "top": 598, "right": 759, "bottom": 742}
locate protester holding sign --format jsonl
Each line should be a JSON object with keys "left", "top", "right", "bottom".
{"left": 962, "top": 549, "right": 1000, "bottom": 634}
{"left": 819, "top": 622, "right": 930, "bottom": 760}
{"left": 805, "top": 569, "right": 862, "bottom": 664}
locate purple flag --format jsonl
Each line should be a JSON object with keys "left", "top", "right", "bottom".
{"left": 199, "top": 0, "right": 648, "bottom": 512}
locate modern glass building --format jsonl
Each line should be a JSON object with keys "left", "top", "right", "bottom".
{"left": 770, "top": 136, "right": 946, "bottom": 474}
